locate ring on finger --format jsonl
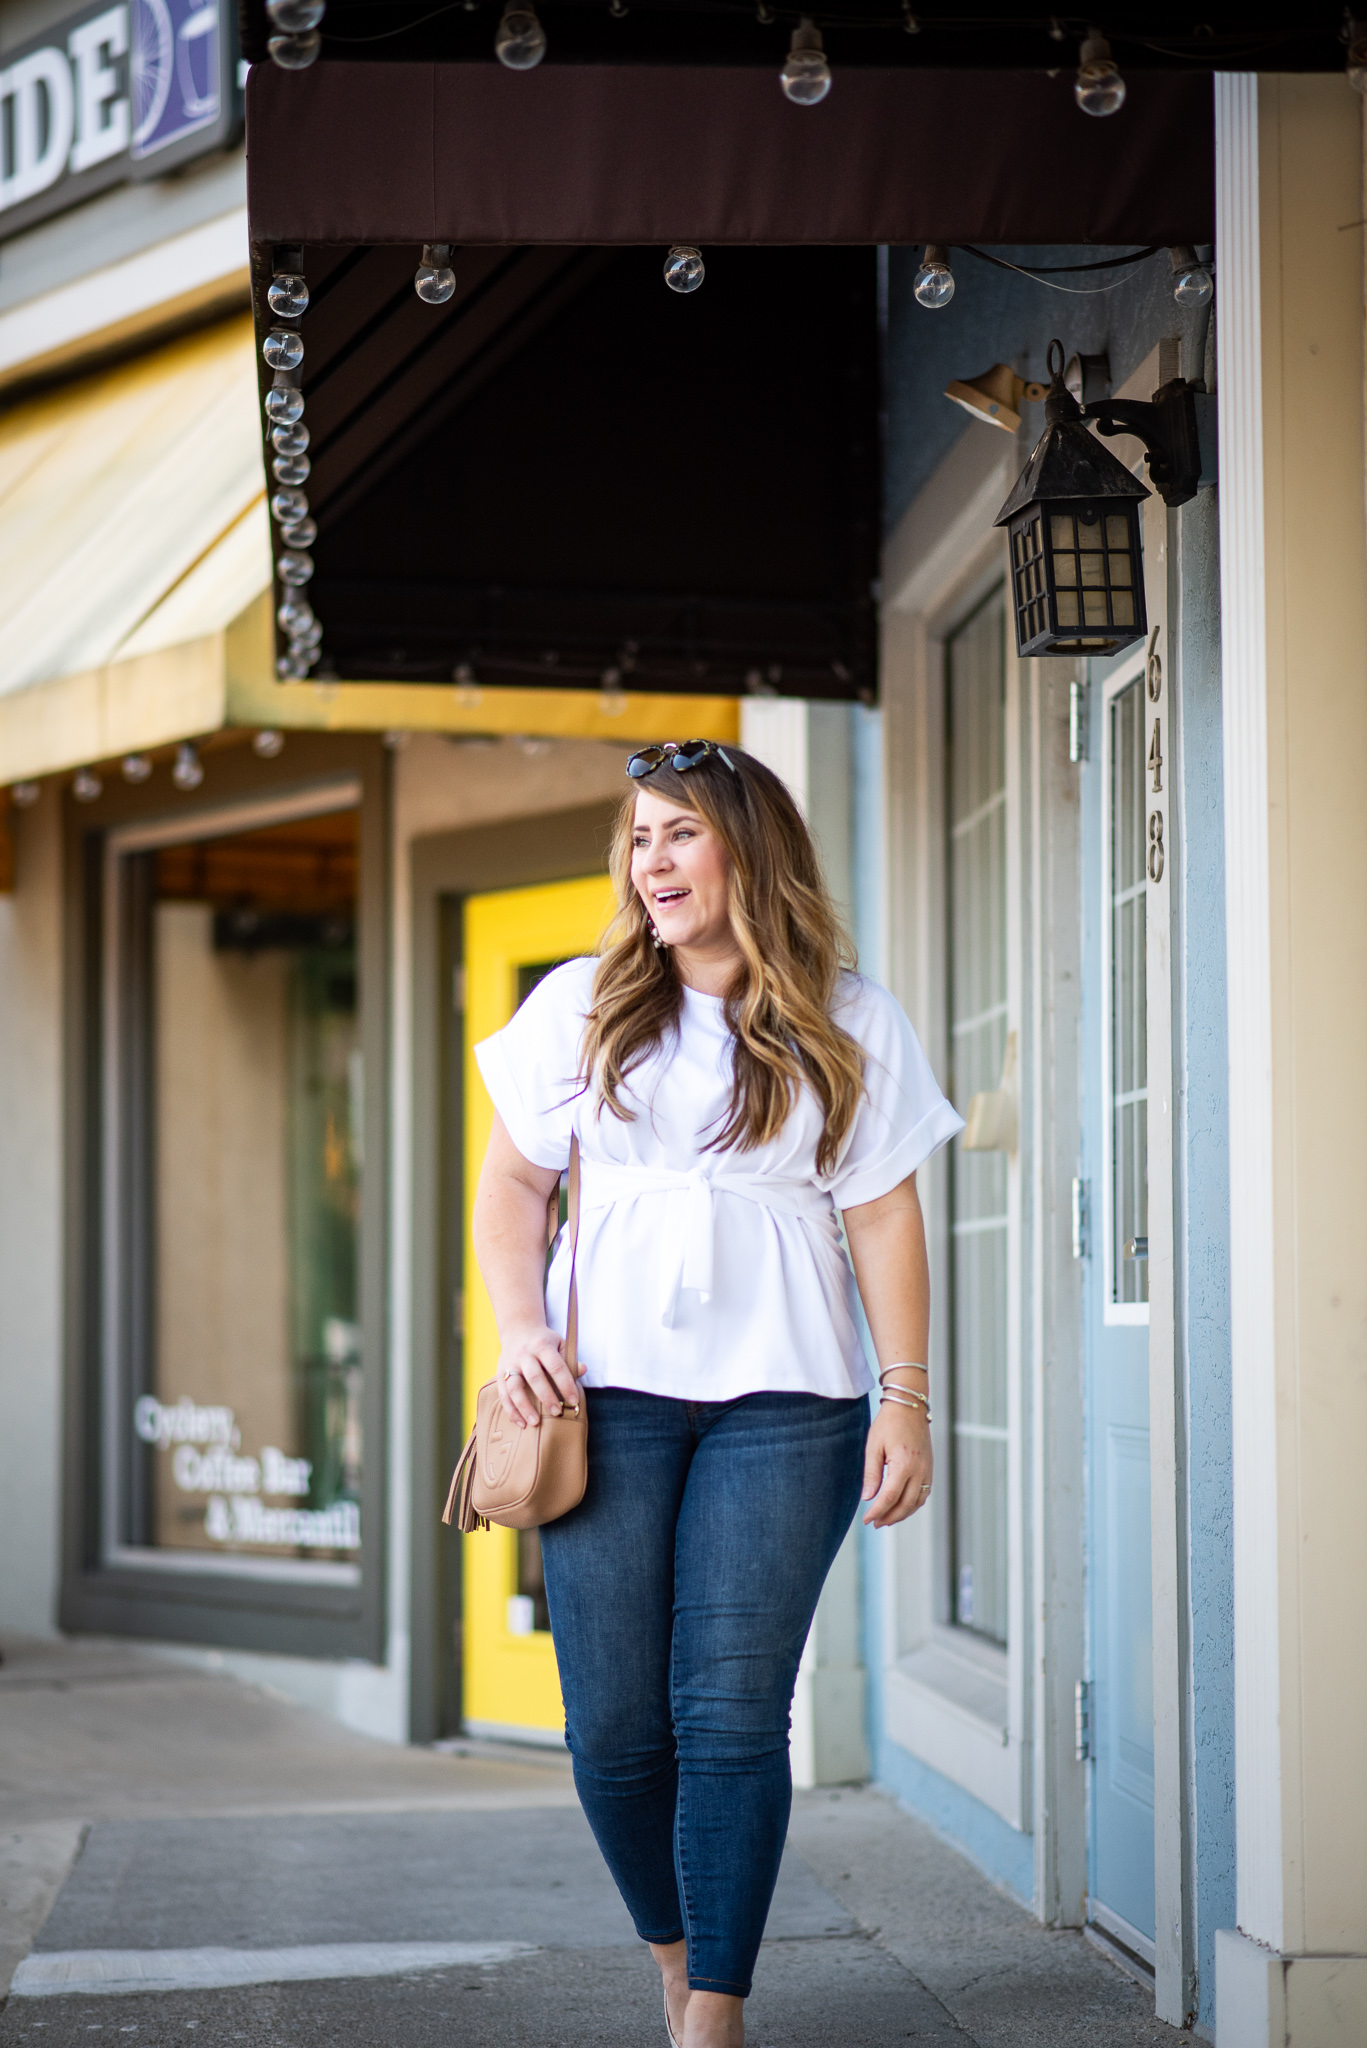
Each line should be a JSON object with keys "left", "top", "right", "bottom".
{"left": 919, "top": 1483, "right": 931, "bottom": 1496}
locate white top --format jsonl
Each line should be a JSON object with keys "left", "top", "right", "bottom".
{"left": 475, "top": 957, "right": 964, "bottom": 1403}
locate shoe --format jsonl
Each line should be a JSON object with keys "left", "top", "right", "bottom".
{"left": 664, "top": 1981, "right": 683, "bottom": 2048}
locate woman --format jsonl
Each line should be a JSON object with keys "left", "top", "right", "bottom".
{"left": 472, "top": 739, "right": 963, "bottom": 2048}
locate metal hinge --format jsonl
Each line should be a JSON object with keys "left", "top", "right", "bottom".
{"left": 1075, "top": 1678, "right": 1092, "bottom": 1763}
{"left": 1069, "top": 678, "right": 1089, "bottom": 763}
{"left": 452, "top": 964, "right": 467, "bottom": 1012}
{"left": 1071, "top": 1177, "right": 1090, "bottom": 1261}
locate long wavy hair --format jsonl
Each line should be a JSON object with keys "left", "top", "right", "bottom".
{"left": 579, "top": 747, "right": 864, "bottom": 1175}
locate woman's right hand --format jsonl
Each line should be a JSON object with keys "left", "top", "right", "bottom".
{"left": 496, "top": 1319, "right": 586, "bottom": 1429}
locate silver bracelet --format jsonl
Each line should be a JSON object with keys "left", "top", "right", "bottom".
{"left": 879, "top": 1364, "right": 928, "bottom": 1386}
{"left": 880, "top": 1387, "right": 933, "bottom": 1422}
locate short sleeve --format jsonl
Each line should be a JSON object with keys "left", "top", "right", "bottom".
{"left": 823, "top": 978, "right": 965, "bottom": 1209}
{"left": 473, "top": 957, "right": 595, "bottom": 1172}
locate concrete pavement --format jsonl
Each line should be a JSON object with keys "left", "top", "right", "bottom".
{"left": 0, "top": 1633, "right": 1183, "bottom": 2046}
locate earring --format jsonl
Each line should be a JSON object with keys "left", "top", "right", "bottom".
{"left": 647, "top": 917, "right": 666, "bottom": 950}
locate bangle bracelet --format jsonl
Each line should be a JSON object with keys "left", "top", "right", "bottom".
{"left": 881, "top": 1387, "right": 932, "bottom": 1421}
{"left": 879, "top": 1364, "right": 928, "bottom": 1386}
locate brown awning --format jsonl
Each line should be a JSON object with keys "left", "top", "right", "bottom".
{"left": 244, "top": 58, "right": 1212, "bottom": 699}
{"left": 247, "top": 64, "right": 1213, "bottom": 249}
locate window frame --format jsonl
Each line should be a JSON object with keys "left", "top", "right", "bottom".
{"left": 1099, "top": 654, "right": 1151, "bottom": 1330}
{"left": 60, "top": 740, "right": 390, "bottom": 1662}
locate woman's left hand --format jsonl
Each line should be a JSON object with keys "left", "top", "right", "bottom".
{"left": 861, "top": 1401, "right": 933, "bottom": 1528}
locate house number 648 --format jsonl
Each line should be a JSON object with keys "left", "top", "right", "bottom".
{"left": 1148, "top": 810, "right": 1165, "bottom": 883}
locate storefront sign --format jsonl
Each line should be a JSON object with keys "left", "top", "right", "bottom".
{"left": 134, "top": 1394, "right": 359, "bottom": 1552}
{"left": 0, "top": 1, "right": 238, "bottom": 241}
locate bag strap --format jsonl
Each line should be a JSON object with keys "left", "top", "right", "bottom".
{"left": 543, "top": 1132, "right": 583, "bottom": 1373}
{"left": 564, "top": 1133, "right": 582, "bottom": 1375}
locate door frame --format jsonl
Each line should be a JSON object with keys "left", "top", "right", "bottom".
{"left": 406, "top": 800, "right": 618, "bottom": 1742}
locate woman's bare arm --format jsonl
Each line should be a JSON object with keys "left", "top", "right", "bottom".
{"left": 841, "top": 1172, "right": 934, "bottom": 1527}
{"left": 471, "top": 1112, "right": 585, "bottom": 1427}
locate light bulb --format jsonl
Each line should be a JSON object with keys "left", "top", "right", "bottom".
{"left": 277, "top": 653, "right": 310, "bottom": 680}
{"left": 913, "top": 244, "right": 955, "bottom": 309}
{"left": 664, "top": 245, "right": 705, "bottom": 294}
{"left": 1075, "top": 30, "right": 1125, "bottom": 116}
{"left": 495, "top": 2, "right": 546, "bottom": 69}
{"left": 1169, "top": 245, "right": 1213, "bottom": 307}
{"left": 780, "top": 19, "right": 831, "bottom": 105}
{"left": 281, "top": 517, "right": 317, "bottom": 549}
{"left": 279, "top": 550, "right": 315, "bottom": 585}
{"left": 267, "top": 0, "right": 325, "bottom": 28}
{"left": 172, "top": 743, "right": 204, "bottom": 791}
{"left": 263, "top": 327, "right": 304, "bottom": 371}
{"left": 268, "top": 31, "right": 320, "bottom": 68}
{"left": 292, "top": 621, "right": 323, "bottom": 652}
{"left": 268, "top": 273, "right": 309, "bottom": 319}
{"left": 11, "top": 780, "right": 40, "bottom": 807}
{"left": 121, "top": 754, "right": 152, "bottom": 782}
{"left": 73, "top": 769, "right": 102, "bottom": 802}
{"left": 253, "top": 729, "right": 285, "bottom": 758}
{"left": 278, "top": 595, "right": 314, "bottom": 635}
{"left": 273, "top": 452, "right": 311, "bottom": 486}
{"left": 265, "top": 384, "right": 304, "bottom": 427}
{"left": 271, "top": 487, "right": 309, "bottom": 525}
{"left": 271, "top": 420, "right": 309, "bottom": 456}
{"left": 415, "top": 244, "right": 456, "bottom": 304}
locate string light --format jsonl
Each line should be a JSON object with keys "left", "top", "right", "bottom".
{"left": 913, "top": 244, "right": 955, "bottom": 309}
{"left": 273, "top": 451, "right": 311, "bottom": 486}
{"left": 279, "top": 551, "right": 315, "bottom": 585}
{"left": 415, "top": 244, "right": 457, "bottom": 304}
{"left": 1075, "top": 29, "right": 1126, "bottom": 116}
{"left": 278, "top": 596, "right": 315, "bottom": 636}
{"left": 780, "top": 18, "right": 831, "bottom": 105}
{"left": 281, "top": 517, "right": 318, "bottom": 549}
{"left": 11, "top": 781, "right": 40, "bottom": 807}
{"left": 1168, "top": 245, "right": 1213, "bottom": 307}
{"left": 263, "top": 328, "right": 304, "bottom": 371}
{"left": 267, "top": 0, "right": 324, "bottom": 68}
{"left": 495, "top": 2, "right": 546, "bottom": 69}
{"left": 271, "top": 421, "right": 309, "bottom": 456}
{"left": 121, "top": 754, "right": 152, "bottom": 782}
{"left": 253, "top": 730, "right": 285, "bottom": 758}
{"left": 272, "top": 487, "right": 309, "bottom": 527}
{"left": 267, "top": 274, "right": 309, "bottom": 319}
{"left": 172, "top": 743, "right": 204, "bottom": 791}
{"left": 664, "top": 245, "right": 705, "bottom": 293}
{"left": 265, "top": 382, "right": 304, "bottom": 427}
{"left": 73, "top": 770, "right": 102, "bottom": 802}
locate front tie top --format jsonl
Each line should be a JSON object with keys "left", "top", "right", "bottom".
{"left": 474, "top": 957, "right": 964, "bottom": 1403}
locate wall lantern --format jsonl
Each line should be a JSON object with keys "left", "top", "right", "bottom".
{"left": 995, "top": 341, "right": 1149, "bottom": 660}
{"left": 995, "top": 336, "right": 1216, "bottom": 659}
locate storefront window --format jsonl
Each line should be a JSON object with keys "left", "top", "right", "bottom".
{"left": 110, "top": 798, "right": 364, "bottom": 1575}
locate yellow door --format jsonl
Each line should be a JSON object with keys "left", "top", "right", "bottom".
{"left": 461, "top": 873, "right": 615, "bottom": 1736}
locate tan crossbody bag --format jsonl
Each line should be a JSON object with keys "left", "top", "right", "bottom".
{"left": 442, "top": 1134, "right": 587, "bottom": 1535}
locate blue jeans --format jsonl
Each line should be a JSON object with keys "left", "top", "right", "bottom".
{"left": 538, "top": 1388, "right": 867, "bottom": 1997}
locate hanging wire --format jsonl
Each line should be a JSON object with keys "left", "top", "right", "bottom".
{"left": 958, "top": 244, "right": 1161, "bottom": 294}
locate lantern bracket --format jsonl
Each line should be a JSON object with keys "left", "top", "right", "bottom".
{"left": 1084, "top": 380, "right": 1211, "bottom": 509}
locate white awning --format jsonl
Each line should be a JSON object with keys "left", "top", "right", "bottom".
{"left": 0, "top": 311, "right": 268, "bottom": 704}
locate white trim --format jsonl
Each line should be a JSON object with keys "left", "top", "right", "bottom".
{"left": 1214, "top": 69, "right": 1283, "bottom": 1951}
{"left": 104, "top": 1543, "right": 359, "bottom": 1587}
{"left": 1098, "top": 653, "right": 1151, "bottom": 1330}
{"left": 1089, "top": 1897, "right": 1158, "bottom": 1970}
{"left": 877, "top": 430, "right": 1030, "bottom": 1841}
{"left": 0, "top": 207, "right": 249, "bottom": 388}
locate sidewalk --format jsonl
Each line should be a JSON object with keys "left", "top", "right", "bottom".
{"left": 0, "top": 1634, "right": 1183, "bottom": 2047}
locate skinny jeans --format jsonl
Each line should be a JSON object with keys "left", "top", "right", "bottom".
{"left": 538, "top": 1387, "right": 867, "bottom": 1997}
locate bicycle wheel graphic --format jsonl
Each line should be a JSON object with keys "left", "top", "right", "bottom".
{"left": 131, "top": 0, "right": 174, "bottom": 150}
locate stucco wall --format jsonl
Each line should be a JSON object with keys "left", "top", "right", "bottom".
{"left": 0, "top": 792, "right": 64, "bottom": 1634}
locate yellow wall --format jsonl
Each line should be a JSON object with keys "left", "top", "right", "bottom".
{"left": 460, "top": 874, "right": 616, "bottom": 1733}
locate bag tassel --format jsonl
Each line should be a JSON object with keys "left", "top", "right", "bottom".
{"left": 441, "top": 1428, "right": 487, "bottom": 1534}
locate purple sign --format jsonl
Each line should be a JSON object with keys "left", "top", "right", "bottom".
{"left": 130, "top": 0, "right": 221, "bottom": 161}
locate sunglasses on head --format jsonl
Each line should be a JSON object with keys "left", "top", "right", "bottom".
{"left": 626, "top": 739, "right": 738, "bottom": 780}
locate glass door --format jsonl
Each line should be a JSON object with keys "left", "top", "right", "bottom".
{"left": 460, "top": 873, "right": 615, "bottom": 1738}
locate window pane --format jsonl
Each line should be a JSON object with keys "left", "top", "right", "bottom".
{"left": 1109, "top": 683, "right": 1148, "bottom": 1307}
{"left": 946, "top": 586, "right": 1009, "bottom": 1646}
{"left": 129, "top": 808, "right": 364, "bottom": 1561}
